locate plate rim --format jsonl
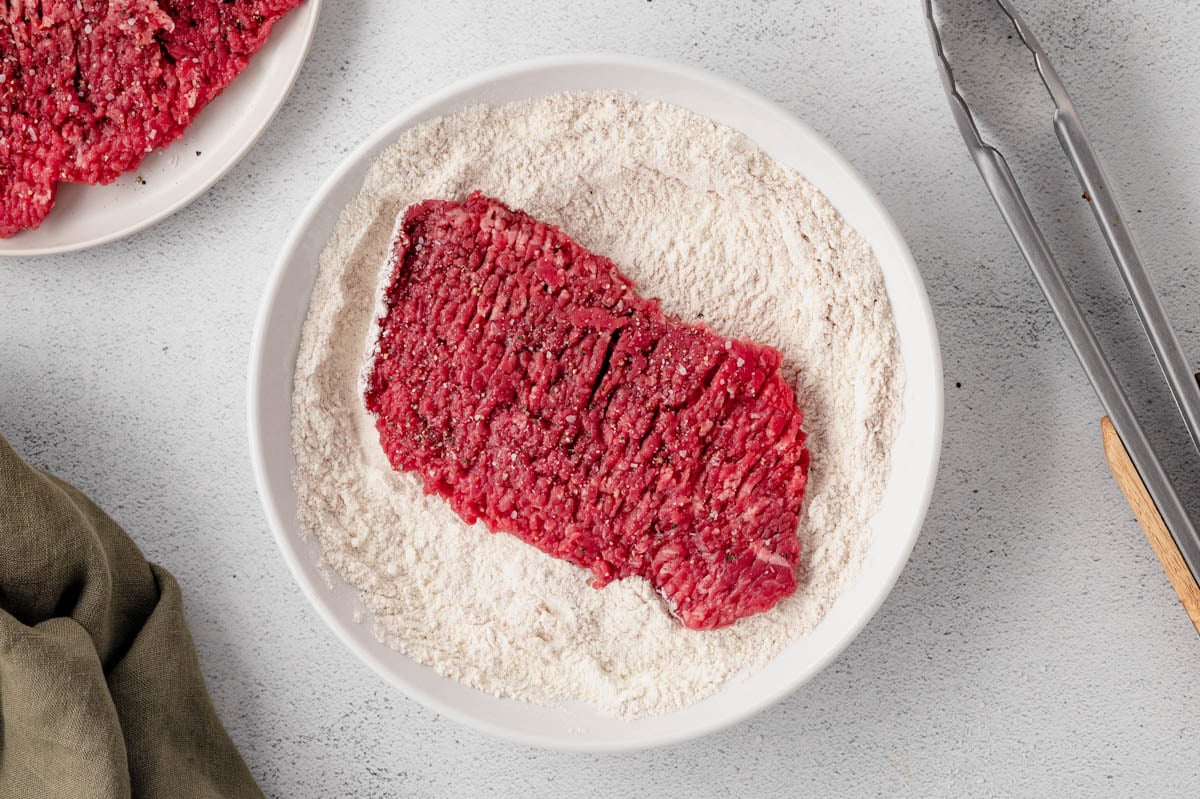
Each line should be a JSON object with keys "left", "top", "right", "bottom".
{"left": 0, "top": 0, "right": 323, "bottom": 258}
{"left": 248, "top": 52, "right": 944, "bottom": 751}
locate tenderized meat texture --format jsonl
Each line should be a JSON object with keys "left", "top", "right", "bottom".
{"left": 0, "top": 0, "right": 304, "bottom": 237}
{"left": 365, "top": 193, "right": 810, "bottom": 630}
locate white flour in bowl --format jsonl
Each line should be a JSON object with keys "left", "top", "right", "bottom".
{"left": 291, "top": 92, "right": 903, "bottom": 719}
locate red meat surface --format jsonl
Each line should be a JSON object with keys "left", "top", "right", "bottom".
{"left": 0, "top": 0, "right": 305, "bottom": 237}
{"left": 365, "top": 193, "right": 810, "bottom": 630}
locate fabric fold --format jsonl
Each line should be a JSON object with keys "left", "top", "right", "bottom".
{"left": 0, "top": 435, "right": 263, "bottom": 799}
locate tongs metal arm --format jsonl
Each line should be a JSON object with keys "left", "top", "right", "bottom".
{"left": 998, "top": 0, "right": 1200, "bottom": 458}
{"left": 924, "top": 0, "right": 1200, "bottom": 593}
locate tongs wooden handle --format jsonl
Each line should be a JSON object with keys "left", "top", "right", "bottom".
{"left": 1103, "top": 394, "right": 1200, "bottom": 634}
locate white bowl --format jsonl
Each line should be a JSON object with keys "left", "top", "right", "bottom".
{"left": 0, "top": 1, "right": 322, "bottom": 257}
{"left": 248, "top": 54, "right": 943, "bottom": 751}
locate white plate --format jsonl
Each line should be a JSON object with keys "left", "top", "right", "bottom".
{"left": 248, "top": 54, "right": 944, "bottom": 751}
{"left": 0, "top": 2, "right": 322, "bottom": 257}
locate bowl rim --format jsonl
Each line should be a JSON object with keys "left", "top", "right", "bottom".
{"left": 248, "top": 52, "right": 944, "bottom": 751}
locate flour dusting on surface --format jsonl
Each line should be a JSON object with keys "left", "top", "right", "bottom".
{"left": 291, "top": 92, "right": 903, "bottom": 719}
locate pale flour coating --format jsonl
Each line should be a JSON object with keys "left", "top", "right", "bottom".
{"left": 291, "top": 92, "right": 903, "bottom": 719}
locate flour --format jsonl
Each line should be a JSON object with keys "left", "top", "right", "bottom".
{"left": 291, "top": 92, "right": 903, "bottom": 719}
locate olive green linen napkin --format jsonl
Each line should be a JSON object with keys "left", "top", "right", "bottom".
{"left": 0, "top": 435, "right": 264, "bottom": 799}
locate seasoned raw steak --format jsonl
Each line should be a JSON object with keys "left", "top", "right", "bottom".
{"left": 365, "top": 193, "right": 810, "bottom": 630}
{"left": 0, "top": 0, "right": 305, "bottom": 237}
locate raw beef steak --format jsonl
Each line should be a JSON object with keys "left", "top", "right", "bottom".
{"left": 365, "top": 193, "right": 810, "bottom": 630}
{"left": 0, "top": 0, "right": 305, "bottom": 237}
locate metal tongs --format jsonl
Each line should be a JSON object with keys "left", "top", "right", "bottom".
{"left": 926, "top": 0, "right": 1200, "bottom": 632}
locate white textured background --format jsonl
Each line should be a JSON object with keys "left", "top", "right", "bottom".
{"left": 3, "top": 0, "right": 1200, "bottom": 795}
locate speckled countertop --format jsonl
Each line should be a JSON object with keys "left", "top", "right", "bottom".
{"left": 3, "top": 1, "right": 1199, "bottom": 795}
